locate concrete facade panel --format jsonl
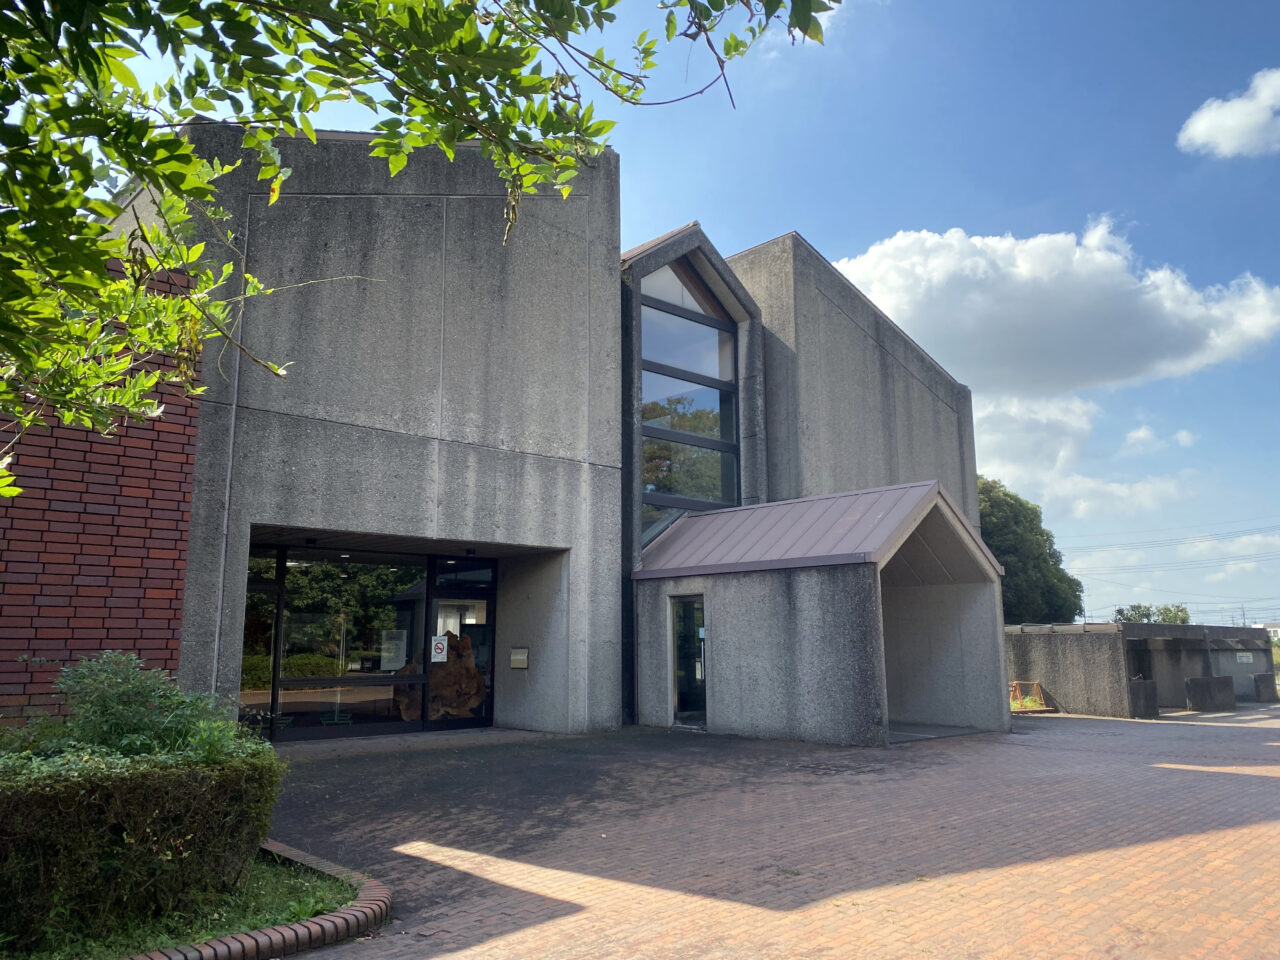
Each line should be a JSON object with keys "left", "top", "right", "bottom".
{"left": 440, "top": 196, "right": 593, "bottom": 462}
{"left": 635, "top": 566, "right": 888, "bottom": 746}
{"left": 727, "top": 235, "right": 979, "bottom": 525}
{"left": 179, "top": 127, "right": 623, "bottom": 733}
{"left": 234, "top": 194, "right": 445, "bottom": 436}
{"left": 433, "top": 441, "right": 583, "bottom": 549}
{"left": 494, "top": 551, "right": 571, "bottom": 732}
{"left": 230, "top": 408, "right": 438, "bottom": 538}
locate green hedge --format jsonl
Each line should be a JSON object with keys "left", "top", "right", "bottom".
{"left": 240, "top": 654, "right": 272, "bottom": 690}
{"left": 0, "top": 747, "right": 283, "bottom": 946}
{"left": 239, "top": 654, "right": 345, "bottom": 691}
{"left": 0, "top": 652, "right": 287, "bottom": 949}
{"left": 280, "top": 653, "right": 344, "bottom": 679}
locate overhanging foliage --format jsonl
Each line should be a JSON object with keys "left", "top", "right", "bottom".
{"left": 1, "top": 0, "right": 838, "bottom": 494}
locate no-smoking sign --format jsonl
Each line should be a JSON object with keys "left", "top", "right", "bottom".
{"left": 430, "top": 635, "right": 448, "bottom": 662}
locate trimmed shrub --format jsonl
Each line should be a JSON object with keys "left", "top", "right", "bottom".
{"left": 280, "top": 653, "right": 344, "bottom": 679}
{"left": 239, "top": 654, "right": 273, "bottom": 690}
{"left": 0, "top": 749, "right": 282, "bottom": 945}
{"left": 0, "top": 653, "right": 286, "bottom": 948}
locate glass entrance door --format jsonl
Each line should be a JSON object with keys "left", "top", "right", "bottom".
{"left": 426, "top": 558, "right": 496, "bottom": 729}
{"left": 427, "top": 597, "right": 492, "bottom": 726}
{"left": 673, "top": 597, "right": 705, "bottom": 725}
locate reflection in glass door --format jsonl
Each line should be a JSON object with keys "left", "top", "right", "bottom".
{"left": 673, "top": 597, "right": 705, "bottom": 725}
{"left": 238, "top": 546, "right": 497, "bottom": 740}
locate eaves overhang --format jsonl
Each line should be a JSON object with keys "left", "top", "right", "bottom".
{"left": 634, "top": 480, "right": 1003, "bottom": 582}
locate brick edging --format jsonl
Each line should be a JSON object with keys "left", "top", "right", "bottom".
{"left": 123, "top": 840, "right": 391, "bottom": 960}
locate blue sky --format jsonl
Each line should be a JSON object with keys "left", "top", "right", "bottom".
{"left": 598, "top": 0, "right": 1280, "bottom": 624}
{"left": 142, "top": 1, "right": 1280, "bottom": 624}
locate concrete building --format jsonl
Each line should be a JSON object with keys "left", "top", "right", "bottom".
{"left": 1005, "top": 622, "right": 1277, "bottom": 718}
{"left": 1253, "top": 623, "right": 1280, "bottom": 645}
{"left": 0, "top": 125, "right": 1008, "bottom": 745}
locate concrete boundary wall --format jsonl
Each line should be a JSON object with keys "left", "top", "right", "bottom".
{"left": 1004, "top": 629, "right": 1131, "bottom": 718}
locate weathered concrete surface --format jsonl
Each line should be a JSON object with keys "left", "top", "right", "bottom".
{"left": 1004, "top": 628, "right": 1131, "bottom": 717}
{"left": 1146, "top": 638, "right": 1211, "bottom": 709}
{"left": 634, "top": 565, "right": 888, "bottom": 746}
{"left": 1210, "top": 647, "right": 1273, "bottom": 701}
{"left": 1005, "top": 625, "right": 1274, "bottom": 715}
{"left": 882, "top": 582, "right": 1008, "bottom": 731}
{"left": 270, "top": 709, "right": 1280, "bottom": 960}
{"left": 177, "top": 126, "right": 622, "bottom": 733}
{"left": 1186, "top": 675, "right": 1236, "bottom": 712}
{"left": 1128, "top": 679, "right": 1159, "bottom": 718}
{"left": 1254, "top": 674, "right": 1278, "bottom": 703}
{"left": 727, "top": 234, "right": 979, "bottom": 525}
{"left": 1126, "top": 627, "right": 1273, "bottom": 707}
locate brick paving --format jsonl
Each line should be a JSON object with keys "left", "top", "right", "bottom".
{"left": 272, "top": 706, "right": 1280, "bottom": 959}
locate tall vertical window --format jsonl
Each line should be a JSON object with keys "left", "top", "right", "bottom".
{"left": 639, "top": 263, "right": 739, "bottom": 542}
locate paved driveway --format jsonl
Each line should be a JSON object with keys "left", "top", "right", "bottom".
{"left": 273, "top": 708, "right": 1280, "bottom": 959}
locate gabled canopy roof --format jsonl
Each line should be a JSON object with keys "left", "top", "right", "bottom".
{"left": 634, "top": 481, "right": 1002, "bottom": 583}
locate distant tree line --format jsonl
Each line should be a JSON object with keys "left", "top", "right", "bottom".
{"left": 1111, "top": 603, "right": 1191, "bottom": 624}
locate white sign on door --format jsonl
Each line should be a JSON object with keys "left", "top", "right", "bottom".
{"left": 431, "top": 635, "right": 449, "bottom": 663}
{"left": 381, "top": 630, "right": 407, "bottom": 670}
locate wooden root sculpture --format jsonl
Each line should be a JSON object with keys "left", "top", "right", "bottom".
{"left": 391, "top": 631, "right": 487, "bottom": 722}
{"left": 428, "top": 631, "right": 487, "bottom": 720}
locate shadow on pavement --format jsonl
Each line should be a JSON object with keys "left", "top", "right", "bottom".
{"left": 270, "top": 714, "right": 1280, "bottom": 957}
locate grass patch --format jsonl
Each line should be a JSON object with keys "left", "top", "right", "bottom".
{"left": 1010, "top": 695, "right": 1047, "bottom": 711}
{"left": 0, "top": 851, "right": 357, "bottom": 960}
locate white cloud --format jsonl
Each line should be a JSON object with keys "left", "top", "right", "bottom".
{"left": 1205, "top": 563, "right": 1257, "bottom": 583}
{"left": 1067, "top": 547, "right": 1151, "bottom": 576}
{"left": 832, "top": 217, "right": 1280, "bottom": 398}
{"left": 974, "top": 398, "right": 1187, "bottom": 519}
{"left": 828, "top": 217, "right": 1276, "bottom": 521}
{"left": 1178, "top": 68, "right": 1280, "bottom": 159}
{"left": 1119, "top": 425, "right": 1166, "bottom": 457}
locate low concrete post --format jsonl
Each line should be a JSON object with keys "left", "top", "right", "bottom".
{"left": 1253, "top": 673, "right": 1279, "bottom": 703}
{"left": 1127, "top": 679, "right": 1158, "bottom": 719}
{"left": 1185, "top": 675, "right": 1235, "bottom": 712}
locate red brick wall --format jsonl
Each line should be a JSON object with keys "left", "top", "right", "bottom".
{"left": 0, "top": 269, "right": 198, "bottom": 725}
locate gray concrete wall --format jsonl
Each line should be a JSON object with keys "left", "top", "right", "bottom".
{"left": 1121, "top": 627, "right": 1273, "bottom": 708}
{"left": 494, "top": 552, "right": 570, "bottom": 731}
{"left": 178, "top": 126, "right": 622, "bottom": 734}
{"left": 634, "top": 565, "right": 889, "bottom": 746}
{"left": 1211, "top": 648, "right": 1269, "bottom": 701}
{"left": 882, "top": 582, "right": 1009, "bottom": 731}
{"left": 727, "top": 235, "right": 979, "bottom": 526}
{"left": 1147, "top": 641, "right": 1209, "bottom": 709}
{"left": 1004, "top": 630, "right": 1131, "bottom": 717}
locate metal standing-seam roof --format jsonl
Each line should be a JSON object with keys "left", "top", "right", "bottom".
{"left": 634, "top": 480, "right": 1001, "bottom": 580}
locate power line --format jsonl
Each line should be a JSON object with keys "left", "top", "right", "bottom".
{"left": 1073, "top": 552, "right": 1280, "bottom": 575}
{"left": 1054, "top": 511, "right": 1280, "bottom": 542}
{"left": 1061, "top": 523, "right": 1280, "bottom": 554}
{"left": 1072, "top": 574, "right": 1280, "bottom": 602}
